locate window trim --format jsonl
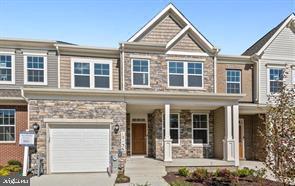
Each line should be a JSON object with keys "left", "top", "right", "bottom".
{"left": 167, "top": 61, "right": 204, "bottom": 89}
{"left": 71, "top": 58, "right": 113, "bottom": 90}
{"left": 0, "top": 109, "right": 16, "bottom": 143}
{"left": 0, "top": 53, "right": 15, "bottom": 85}
{"left": 226, "top": 69, "right": 241, "bottom": 94}
{"left": 267, "top": 66, "right": 284, "bottom": 94}
{"left": 191, "top": 113, "right": 209, "bottom": 146}
{"left": 131, "top": 59, "right": 150, "bottom": 88}
{"left": 162, "top": 113, "right": 180, "bottom": 145}
{"left": 24, "top": 54, "right": 48, "bottom": 85}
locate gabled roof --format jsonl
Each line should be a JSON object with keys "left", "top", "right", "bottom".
{"left": 127, "top": 3, "right": 217, "bottom": 53}
{"left": 242, "top": 13, "right": 295, "bottom": 56}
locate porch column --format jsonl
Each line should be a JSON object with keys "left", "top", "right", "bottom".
{"left": 233, "top": 104, "right": 240, "bottom": 166}
{"left": 223, "top": 105, "right": 235, "bottom": 161}
{"left": 164, "top": 104, "right": 172, "bottom": 162}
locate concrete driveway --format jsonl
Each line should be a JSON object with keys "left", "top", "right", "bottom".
{"left": 31, "top": 173, "right": 116, "bottom": 186}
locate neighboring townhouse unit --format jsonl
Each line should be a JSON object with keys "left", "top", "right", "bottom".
{"left": 243, "top": 13, "right": 295, "bottom": 104}
{"left": 0, "top": 4, "right": 294, "bottom": 174}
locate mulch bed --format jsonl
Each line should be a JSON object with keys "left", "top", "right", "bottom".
{"left": 163, "top": 172, "right": 284, "bottom": 186}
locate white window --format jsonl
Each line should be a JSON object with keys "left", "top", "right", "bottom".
{"left": 162, "top": 113, "right": 180, "bottom": 144}
{"left": 24, "top": 55, "right": 47, "bottom": 85}
{"left": 0, "top": 109, "right": 16, "bottom": 142}
{"left": 268, "top": 68, "right": 284, "bottom": 93}
{"left": 168, "top": 61, "right": 203, "bottom": 88}
{"left": 74, "top": 62, "right": 90, "bottom": 88}
{"left": 226, "top": 70, "right": 241, "bottom": 93}
{"left": 71, "top": 58, "right": 112, "bottom": 89}
{"left": 0, "top": 54, "right": 15, "bottom": 84}
{"left": 94, "top": 63, "right": 110, "bottom": 88}
{"left": 132, "top": 59, "right": 149, "bottom": 87}
{"left": 192, "top": 114, "right": 209, "bottom": 145}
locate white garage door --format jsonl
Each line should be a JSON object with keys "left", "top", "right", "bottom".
{"left": 49, "top": 124, "right": 110, "bottom": 173}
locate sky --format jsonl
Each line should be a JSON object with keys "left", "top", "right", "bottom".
{"left": 0, "top": 0, "right": 294, "bottom": 55}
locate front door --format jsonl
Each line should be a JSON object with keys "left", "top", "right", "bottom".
{"left": 239, "top": 119, "right": 245, "bottom": 159}
{"left": 132, "top": 124, "right": 146, "bottom": 155}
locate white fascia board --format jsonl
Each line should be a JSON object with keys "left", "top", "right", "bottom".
{"left": 166, "top": 25, "right": 190, "bottom": 49}
{"left": 257, "top": 14, "right": 295, "bottom": 56}
{"left": 128, "top": 4, "right": 173, "bottom": 42}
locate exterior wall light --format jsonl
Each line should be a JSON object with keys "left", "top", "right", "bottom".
{"left": 32, "top": 123, "right": 40, "bottom": 134}
{"left": 114, "top": 124, "right": 119, "bottom": 134}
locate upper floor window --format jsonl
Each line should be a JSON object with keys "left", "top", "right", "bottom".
{"left": 24, "top": 55, "right": 47, "bottom": 85}
{"left": 0, "top": 55, "right": 14, "bottom": 84}
{"left": 226, "top": 70, "right": 241, "bottom": 93}
{"left": 132, "top": 59, "right": 149, "bottom": 87}
{"left": 71, "top": 58, "right": 112, "bottom": 89}
{"left": 163, "top": 113, "right": 180, "bottom": 144}
{"left": 192, "top": 114, "right": 209, "bottom": 145}
{"left": 268, "top": 68, "right": 283, "bottom": 93}
{"left": 74, "top": 62, "right": 90, "bottom": 88}
{"left": 0, "top": 109, "right": 15, "bottom": 142}
{"left": 168, "top": 61, "right": 203, "bottom": 88}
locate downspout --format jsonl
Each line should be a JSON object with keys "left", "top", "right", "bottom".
{"left": 213, "top": 48, "right": 220, "bottom": 93}
{"left": 121, "top": 43, "right": 125, "bottom": 91}
{"left": 251, "top": 54, "right": 259, "bottom": 103}
{"left": 55, "top": 45, "right": 60, "bottom": 88}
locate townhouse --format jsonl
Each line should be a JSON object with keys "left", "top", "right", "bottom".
{"left": 0, "top": 4, "right": 294, "bottom": 174}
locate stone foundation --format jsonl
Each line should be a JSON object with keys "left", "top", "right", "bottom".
{"left": 28, "top": 100, "right": 126, "bottom": 173}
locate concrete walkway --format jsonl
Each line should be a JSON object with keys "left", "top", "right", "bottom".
{"left": 31, "top": 173, "right": 116, "bottom": 186}
{"left": 125, "top": 157, "right": 169, "bottom": 186}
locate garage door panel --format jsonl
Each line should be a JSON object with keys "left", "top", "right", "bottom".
{"left": 49, "top": 125, "right": 110, "bottom": 173}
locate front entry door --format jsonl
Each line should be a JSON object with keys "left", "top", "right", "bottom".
{"left": 132, "top": 124, "right": 146, "bottom": 155}
{"left": 239, "top": 119, "right": 245, "bottom": 159}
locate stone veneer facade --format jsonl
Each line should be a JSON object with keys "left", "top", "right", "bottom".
{"left": 28, "top": 100, "right": 126, "bottom": 173}
{"left": 124, "top": 52, "right": 214, "bottom": 93}
{"left": 146, "top": 109, "right": 214, "bottom": 160}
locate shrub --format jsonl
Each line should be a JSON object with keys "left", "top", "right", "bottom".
{"left": 7, "top": 160, "right": 22, "bottom": 167}
{"left": 178, "top": 167, "right": 190, "bottom": 177}
{"left": 0, "top": 169, "right": 10, "bottom": 176}
{"left": 191, "top": 168, "right": 209, "bottom": 181}
{"left": 3, "top": 165, "right": 22, "bottom": 173}
{"left": 170, "top": 180, "right": 192, "bottom": 186}
{"left": 237, "top": 167, "right": 255, "bottom": 177}
{"left": 214, "top": 168, "right": 232, "bottom": 178}
{"left": 115, "top": 173, "right": 130, "bottom": 183}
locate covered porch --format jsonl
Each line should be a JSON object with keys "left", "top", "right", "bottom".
{"left": 124, "top": 91, "right": 245, "bottom": 166}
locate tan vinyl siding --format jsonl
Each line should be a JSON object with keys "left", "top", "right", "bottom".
{"left": 213, "top": 107, "right": 225, "bottom": 159}
{"left": 170, "top": 33, "right": 204, "bottom": 52}
{"left": 217, "top": 63, "right": 254, "bottom": 102}
{"left": 138, "top": 15, "right": 182, "bottom": 44}
{"left": 60, "top": 56, "right": 71, "bottom": 88}
{"left": 47, "top": 51, "right": 58, "bottom": 88}
{"left": 59, "top": 56, "right": 119, "bottom": 90}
